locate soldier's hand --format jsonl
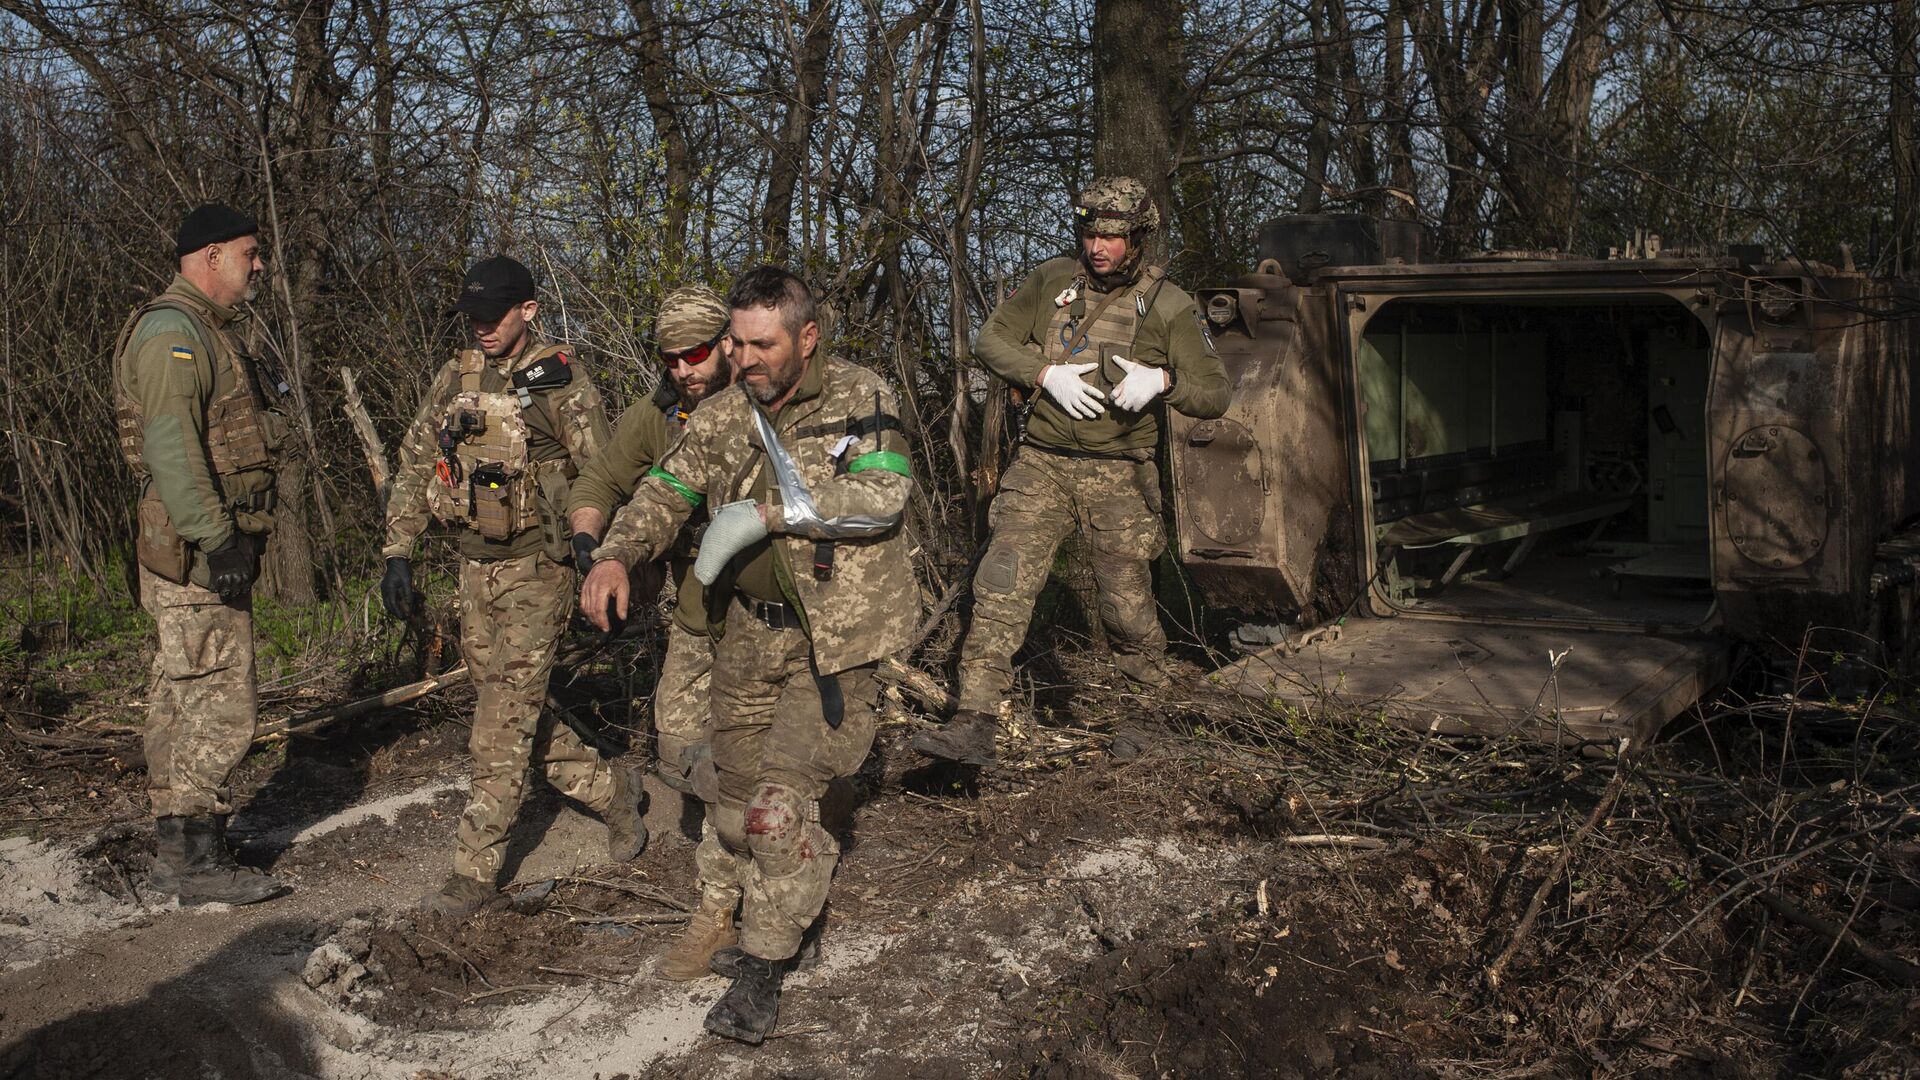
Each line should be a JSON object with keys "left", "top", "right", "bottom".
{"left": 1109, "top": 356, "right": 1170, "bottom": 412}
{"left": 1038, "top": 361, "right": 1105, "bottom": 420}
{"left": 571, "top": 532, "right": 600, "bottom": 575}
{"left": 379, "top": 557, "right": 417, "bottom": 620}
{"left": 581, "top": 559, "right": 630, "bottom": 632}
{"left": 205, "top": 535, "right": 256, "bottom": 601}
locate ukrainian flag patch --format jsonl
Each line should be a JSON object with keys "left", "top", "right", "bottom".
{"left": 169, "top": 346, "right": 195, "bottom": 362}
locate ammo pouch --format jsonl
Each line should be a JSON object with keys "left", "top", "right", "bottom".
{"left": 469, "top": 464, "right": 515, "bottom": 540}
{"left": 135, "top": 495, "right": 190, "bottom": 584}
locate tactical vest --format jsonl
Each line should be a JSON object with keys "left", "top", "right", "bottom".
{"left": 111, "top": 292, "right": 284, "bottom": 534}
{"left": 424, "top": 345, "right": 575, "bottom": 541}
{"left": 1041, "top": 265, "right": 1169, "bottom": 391}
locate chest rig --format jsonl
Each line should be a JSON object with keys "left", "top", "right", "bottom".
{"left": 425, "top": 345, "right": 572, "bottom": 541}
{"left": 1042, "top": 264, "right": 1169, "bottom": 387}
{"left": 112, "top": 294, "right": 285, "bottom": 523}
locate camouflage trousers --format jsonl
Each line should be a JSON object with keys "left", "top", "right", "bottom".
{"left": 696, "top": 596, "right": 878, "bottom": 961}
{"left": 453, "top": 554, "right": 616, "bottom": 883}
{"left": 653, "top": 622, "right": 714, "bottom": 791}
{"left": 140, "top": 564, "right": 258, "bottom": 819}
{"left": 956, "top": 447, "right": 1169, "bottom": 715}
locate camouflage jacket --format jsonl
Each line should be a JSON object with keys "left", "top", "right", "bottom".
{"left": 568, "top": 382, "right": 708, "bottom": 634}
{"left": 384, "top": 335, "right": 611, "bottom": 563}
{"left": 975, "top": 256, "right": 1229, "bottom": 454}
{"left": 593, "top": 354, "right": 917, "bottom": 675}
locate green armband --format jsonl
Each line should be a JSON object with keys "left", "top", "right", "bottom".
{"left": 647, "top": 466, "right": 703, "bottom": 506}
{"left": 846, "top": 451, "right": 912, "bottom": 477}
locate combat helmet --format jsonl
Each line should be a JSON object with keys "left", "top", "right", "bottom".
{"left": 654, "top": 284, "right": 730, "bottom": 353}
{"left": 1073, "top": 176, "right": 1160, "bottom": 237}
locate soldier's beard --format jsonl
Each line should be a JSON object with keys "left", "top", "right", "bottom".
{"left": 745, "top": 351, "right": 802, "bottom": 405}
{"left": 1081, "top": 238, "right": 1144, "bottom": 292}
{"left": 676, "top": 353, "right": 733, "bottom": 407}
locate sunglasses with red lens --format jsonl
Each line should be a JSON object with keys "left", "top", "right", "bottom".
{"left": 659, "top": 329, "right": 726, "bottom": 368}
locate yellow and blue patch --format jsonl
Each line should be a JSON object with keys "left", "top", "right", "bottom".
{"left": 169, "top": 346, "right": 195, "bottom": 362}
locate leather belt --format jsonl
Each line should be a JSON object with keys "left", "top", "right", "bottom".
{"left": 739, "top": 595, "right": 803, "bottom": 630}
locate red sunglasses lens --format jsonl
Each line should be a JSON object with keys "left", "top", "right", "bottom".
{"left": 662, "top": 341, "right": 713, "bottom": 367}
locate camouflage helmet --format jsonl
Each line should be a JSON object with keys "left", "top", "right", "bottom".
{"left": 654, "top": 284, "right": 730, "bottom": 353}
{"left": 1073, "top": 176, "right": 1160, "bottom": 237}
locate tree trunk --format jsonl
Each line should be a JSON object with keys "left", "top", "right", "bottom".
{"left": 1092, "top": 0, "right": 1181, "bottom": 262}
{"left": 761, "top": 0, "right": 834, "bottom": 261}
{"left": 625, "top": 0, "right": 694, "bottom": 269}
{"left": 1896, "top": 0, "right": 1918, "bottom": 275}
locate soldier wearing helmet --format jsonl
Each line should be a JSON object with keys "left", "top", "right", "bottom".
{"left": 915, "top": 176, "right": 1229, "bottom": 766}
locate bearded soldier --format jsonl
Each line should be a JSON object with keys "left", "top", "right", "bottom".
{"left": 915, "top": 177, "right": 1229, "bottom": 766}
{"left": 567, "top": 286, "right": 739, "bottom": 981}
{"left": 381, "top": 255, "right": 647, "bottom": 917}
{"left": 114, "top": 203, "right": 289, "bottom": 905}
{"left": 581, "top": 266, "right": 915, "bottom": 1043}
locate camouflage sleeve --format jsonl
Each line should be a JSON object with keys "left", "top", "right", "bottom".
{"left": 785, "top": 380, "right": 913, "bottom": 526}
{"left": 567, "top": 400, "right": 662, "bottom": 519}
{"left": 381, "top": 359, "right": 458, "bottom": 560}
{"left": 591, "top": 405, "right": 708, "bottom": 571}
{"left": 1161, "top": 301, "right": 1230, "bottom": 420}
{"left": 132, "top": 313, "right": 230, "bottom": 550}
{"left": 551, "top": 367, "right": 613, "bottom": 468}
{"left": 972, "top": 263, "right": 1051, "bottom": 389}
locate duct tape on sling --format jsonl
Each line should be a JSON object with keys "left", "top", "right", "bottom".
{"left": 753, "top": 407, "right": 900, "bottom": 540}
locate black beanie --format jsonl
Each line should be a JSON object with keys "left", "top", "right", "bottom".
{"left": 175, "top": 203, "right": 259, "bottom": 257}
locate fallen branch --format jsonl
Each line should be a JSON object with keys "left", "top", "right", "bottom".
{"left": 338, "top": 366, "right": 390, "bottom": 496}
{"left": 253, "top": 664, "right": 471, "bottom": 744}
{"left": 1486, "top": 737, "right": 1633, "bottom": 989}
{"left": 1700, "top": 851, "right": 1920, "bottom": 987}
{"left": 1284, "top": 833, "right": 1389, "bottom": 849}
{"left": 878, "top": 655, "right": 955, "bottom": 714}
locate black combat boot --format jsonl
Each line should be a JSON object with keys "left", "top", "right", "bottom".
{"left": 911, "top": 709, "right": 998, "bottom": 765}
{"left": 165, "top": 815, "right": 289, "bottom": 906}
{"left": 146, "top": 816, "right": 189, "bottom": 896}
{"left": 703, "top": 951, "right": 787, "bottom": 1044}
{"left": 605, "top": 764, "right": 649, "bottom": 862}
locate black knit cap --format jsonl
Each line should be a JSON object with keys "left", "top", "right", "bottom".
{"left": 175, "top": 203, "right": 259, "bottom": 257}
{"left": 448, "top": 255, "right": 537, "bottom": 320}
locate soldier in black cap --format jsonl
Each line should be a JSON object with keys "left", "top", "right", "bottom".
{"left": 110, "top": 202, "right": 291, "bottom": 905}
{"left": 379, "top": 255, "right": 647, "bottom": 917}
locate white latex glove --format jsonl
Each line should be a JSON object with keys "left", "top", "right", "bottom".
{"left": 1038, "top": 361, "right": 1105, "bottom": 420}
{"left": 694, "top": 500, "right": 770, "bottom": 585}
{"left": 1109, "top": 357, "right": 1169, "bottom": 412}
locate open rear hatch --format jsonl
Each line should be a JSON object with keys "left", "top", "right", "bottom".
{"left": 1214, "top": 619, "right": 1730, "bottom": 745}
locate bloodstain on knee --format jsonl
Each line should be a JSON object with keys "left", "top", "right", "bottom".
{"left": 744, "top": 790, "right": 794, "bottom": 837}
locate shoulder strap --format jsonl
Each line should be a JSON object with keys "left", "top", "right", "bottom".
{"left": 1065, "top": 281, "right": 1136, "bottom": 357}
{"left": 1128, "top": 266, "right": 1171, "bottom": 351}
{"left": 457, "top": 348, "right": 486, "bottom": 392}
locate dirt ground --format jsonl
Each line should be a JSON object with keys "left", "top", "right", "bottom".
{"left": 2, "top": 630, "right": 1919, "bottom": 1079}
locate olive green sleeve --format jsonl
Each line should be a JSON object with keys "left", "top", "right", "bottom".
{"left": 567, "top": 400, "right": 665, "bottom": 518}
{"left": 972, "top": 263, "right": 1054, "bottom": 389}
{"left": 132, "top": 319, "right": 230, "bottom": 550}
{"left": 382, "top": 359, "right": 459, "bottom": 559}
{"left": 1161, "top": 300, "right": 1230, "bottom": 420}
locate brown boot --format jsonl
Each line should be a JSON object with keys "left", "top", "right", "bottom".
{"left": 911, "top": 709, "right": 999, "bottom": 765}
{"left": 419, "top": 873, "right": 502, "bottom": 918}
{"left": 605, "top": 765, "right": 648, "bottom": 862}
{"left": 658, "top": 899, "right": 738, "bottom": 981}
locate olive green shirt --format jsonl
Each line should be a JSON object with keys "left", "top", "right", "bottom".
{"left": 974, "top": 256, "right": 1231, "bottom": 452}
{"left": 119, "top": 275, "right": 245, "bottom": 558}
{"left": 568, "top": 383, "right": 709, "bottom": 633}
{"left": 384, "top": 335, "right": 611, "bottom": 562}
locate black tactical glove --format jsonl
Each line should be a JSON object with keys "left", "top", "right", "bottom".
{"left": 380, "top": 557, "right": 416, "bottom": 620}
{"left": 205, "top": 535, "right": 256, "bottom": 601}
{"left": 571, "top": 532, "right": 600, "bottom": 575}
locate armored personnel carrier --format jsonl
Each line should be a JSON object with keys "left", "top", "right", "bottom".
{"left": 1176, "top": 215, "right": 1920, "bottom": 743}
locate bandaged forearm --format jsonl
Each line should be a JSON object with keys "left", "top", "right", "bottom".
{"left": 754, "top": 408, "right": 906, "bottom": 541}
{"left": 693, "top": 500, "right": 770, "bottom": 585}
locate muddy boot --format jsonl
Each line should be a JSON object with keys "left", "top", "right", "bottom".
{"left": 419, "top": 873, "right": 502, "bottom": 918}
{"left": 911, "top": 709, "right": 998, "bottom": 765}
{"left": 605, "top": 765, "right": 649, "bottom": 862}
{"left": 710, "top": 934, "right": 821, "bottom": 979}
{"left": 146, "top": 816, "right": 189, "bottom": 896}
{"left": 658, "top": 898, "right": 738, "bottom": 981}
{"left": 169, "top": 815, "right": 289, "bottom": 906}
{"left": 1113, "top": 652, "right": 1173, "bottom": 689}
{"left": 703, "top": 952, "right": 786, "bottom": 1045}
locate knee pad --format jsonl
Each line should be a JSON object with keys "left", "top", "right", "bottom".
{"left": 713, "top": 799, "right": 749, "bottom": 855}
{"left": 744, "top": 781, "right": 832, "bottom": 876}
{"left": 976, "top": 544, "right": 1020, "bottom": 597}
